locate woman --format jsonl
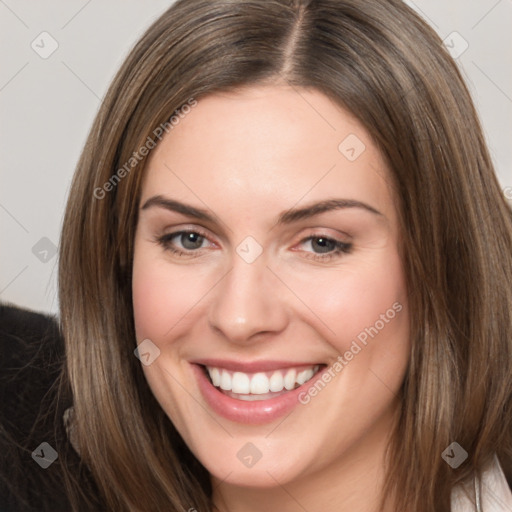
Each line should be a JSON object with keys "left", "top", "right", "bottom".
{"left": 4, "top": 0, "right": 511, "bottom": 510}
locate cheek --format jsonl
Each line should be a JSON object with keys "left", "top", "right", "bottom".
{"left": 287, "top": 249, "right": 407, "bottom": 353}
{"left": 132, "top": 249, "right": 207, "bottom": 342}
{"left": 132, "top": 259, "right": 169, "bottom": 341}
{"left": 131, "top": 246, "right": 209, "bottom": 428}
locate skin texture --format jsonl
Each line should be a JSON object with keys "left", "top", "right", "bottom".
{"left": 132, "top": 85, "right": 410, "bottom": 512}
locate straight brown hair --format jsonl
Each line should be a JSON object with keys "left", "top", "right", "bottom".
{"left": 58, "top": 0, "right": 512, "bottom": 510}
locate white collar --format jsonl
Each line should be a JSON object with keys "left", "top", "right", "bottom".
{"left": 451, "top": 454, "right": 512, "bottom": 511}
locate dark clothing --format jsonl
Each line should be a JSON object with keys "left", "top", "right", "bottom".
{"left": 0, "top": 304, "right": 101, "bottom": 511}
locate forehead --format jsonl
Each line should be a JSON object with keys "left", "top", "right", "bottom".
{"left": 142, "top": 85, "right": 395, "bottom": 223}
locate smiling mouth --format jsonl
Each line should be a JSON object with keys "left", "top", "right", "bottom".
{"left": 201, "top": 364, "right": 324, "bottom": 401}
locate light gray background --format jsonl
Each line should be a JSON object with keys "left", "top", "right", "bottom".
{"left": 1, "top": 0, "right": 511, "bottom": 315}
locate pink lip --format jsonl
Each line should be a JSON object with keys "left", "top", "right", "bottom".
{"left": 191, "top": 358, "right": 320, "bottom": 373}
{"left": 191, "top": 363, "right": 324, "bottom": 425}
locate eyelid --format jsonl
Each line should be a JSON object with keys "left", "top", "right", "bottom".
{"left": 160, "top": 227, "right": 217, "bottom": 247}
{"left": 159, "top": 224, "right": 214, "bottom": 240}
{"left": 294, "top": 234, "right": 352, "bottom": 251}
{"left": 292, "top": 227, "right": 352, "bottom": 245}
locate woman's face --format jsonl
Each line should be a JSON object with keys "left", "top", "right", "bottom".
{"left": 132, "top": 85, "right": 410, "bottom": 493}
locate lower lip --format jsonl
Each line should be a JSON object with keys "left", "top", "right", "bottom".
{"left": 192, "top": 364, "right": 320, "bottom": 424}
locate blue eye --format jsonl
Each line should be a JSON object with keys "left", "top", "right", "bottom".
{"left": 157, "top": 230, "right": 210, "bottom": 256}
{"left": 306, "top": 237, "right": 339, "bottom": 253}
{"left": 174, "top": 232, "right": 205, "bottom": 250}
{"left": 298, "top": 236, "right": 352, "bottom": 261}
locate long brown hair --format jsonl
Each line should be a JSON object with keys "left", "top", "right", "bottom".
{"left": 58, "top": 0, "right": 512, "bottom": 510}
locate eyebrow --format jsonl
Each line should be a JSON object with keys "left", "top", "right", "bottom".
{"left": 140, "top": 195, "right": 383, "bottom": 225}
{"left": 277, "top": 198, "right": 383, "bottom": 224}
{"left": 141, "top": 195, "right": 214, "bottom": 222}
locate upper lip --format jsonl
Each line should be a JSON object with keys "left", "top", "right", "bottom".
{"left": 191, "top": 358, "right": 324, "bottom": 373}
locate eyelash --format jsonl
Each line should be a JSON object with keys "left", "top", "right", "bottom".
{"left": 155, "top": 230, "right": 353, "bottom": 262}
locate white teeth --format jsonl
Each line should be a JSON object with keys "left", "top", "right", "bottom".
{"left": 210, "top": 367, "right": 221, "bottom": 387}
{"left": 296, "top": 368, "right": 314, "bottom": 385}
{"left": 284, "top": 369, "right": 296, "bottom": 390}
{"left": 232, "top": 372, "right": 250, "bottom": 394}
{"left": 250, "top": 373, "right": 269, "bottom": 394}
{"left": 220, "top": 370, "right": 231, "bottom": 390}
{"left": 269, "top": 371, "right": 284, "bottom": 392}
{"left": 206, "top": 365, "right": 320, "bottom": 395}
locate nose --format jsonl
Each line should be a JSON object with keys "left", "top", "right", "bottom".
{"left": 207, "top": 252, "right": 289, "bottom": 344}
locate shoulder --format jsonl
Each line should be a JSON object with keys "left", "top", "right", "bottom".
{"left": 0, "top": 303, "right": 99, "bottom": 511}
{"left": 0, "top": 303, "right": 64, "bottom": 440}
{"left": 0, "top": 302, "right": 63, "bottom": 424}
